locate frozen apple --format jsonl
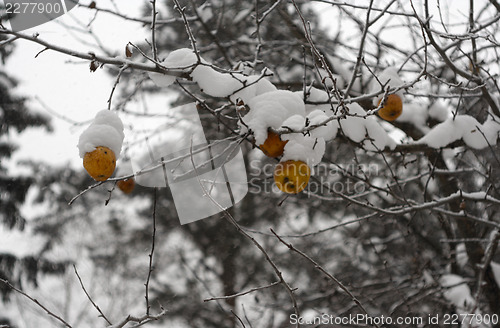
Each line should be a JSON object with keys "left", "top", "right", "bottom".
{"left": 378, "top": 94, "right": 403, "bottom": 121}
{"left": 83, "top": 146, "right": 116, "bottom": 181}
{"left": 274, "top": 160, "right": 311, "bottom": 194}
{"left": 259, "top": 131, "right": 288, "bottom": 158}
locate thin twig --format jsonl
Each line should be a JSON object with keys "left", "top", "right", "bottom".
{"left": 0, "top": 29, "right": 190, "bottom": 77}
{"left": 0, "top": 279, "right": 73, "bottom": 328}
{"left": 150, "top": 0, "right": 158, "bottom": 61}
{"left": 344, "top": 0, "right": 374, "bottom": 96}
{"left": 171, "top": 0, "right": 201, "bottom": 62}
{"left": 145, "top": 188, "right": 158, "bottom": 315}
{"left": 107, "top": 65, "right": 128, "bottom": 110}
{"left": 73, "top": 265, "right": 112, "bottom": 325}
{"left": 107, "top": 309, "right": 168, "bottom": 328}
{"left": 204, "top": 281, "right": 281, "bottom": 302}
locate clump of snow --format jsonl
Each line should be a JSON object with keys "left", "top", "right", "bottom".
{"left": 339, "top": 103, "right": 396, "bottom": 151}
{"left": 92, "top": 109, "right": 124, "bottom": 134}
{"left": 306, "top": 109, "right": 338, "bottom": 141}
{"left": 339, "top": 103, "right": 367, "bottom": 143}
{"left": 428, "top": 100, "right": 451, "bottom": 121}
{"left": 299, "top": 87, "right": 334, "bottom": 113}
{"left": 480, "top": 118, "right": 500, "bottom": 145}
{"left": 281, "top": 131, "right": 325, "bottom": 167}
{"left": 77, "top": 110, "right": 124, "bottom": 158}
{"left": 396, "top": 102, "right": 429, "bottom": 131}
{"left": 363, "top": 117, "right": 397, "bottom": 151}
{"left": 278, "top": 110, "right": 337, "bottom": 166}
{"left": 417, "top": 115, "right": 500, "bottom": 149}
{"left": 163, "top": 48, "right": 201, "bottom": 68}
{"left": 305, "top": 87, "right": 330, "bottom": 103}
{"left": 149, "top": 48, "right": 202, "bottom": 88}
{"left": 240, "top": 90, "right": 306, "bottom": 145}
{"left": 370, "top": 67, "right": 405, "bottom": 106}
{"left": 191, "top": 65, "right": 244, "bottom": 97}
{"left": 281, "top": 114, "right": 306, "bottom": 131}
{"left": 417, "top": 118, "right": 459, "bottom": 148}
{"left": 149, "top": 71, "right": 176, "bottom": 88}
{"left": 439, "top": 274, "right": 475, "bottom": 309}
{"left": 229, "top": 73, "right": 276, "bottom": 105}
{"left": 191, "top": 65, "right": 275, "bottom": 101}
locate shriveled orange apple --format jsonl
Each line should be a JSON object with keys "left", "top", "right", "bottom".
{"left": 378, "top": 94, "right": 403, "bottom": 121}
{"left": 274, "top": 160, "right": 311, "bottom": 194}
{"left": 259, "top": 131, "right": 288, "bottom": 158}
{"left": 83, "top": 146, "right": 116, "bottom": 181}
{"left": 117, "top": 178, "right": 135, "bottom": 194}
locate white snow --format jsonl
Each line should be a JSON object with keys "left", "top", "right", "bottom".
{"left": 233, "top": 7, "right": 252, "bottom": 24}
{"left": 279, "top": 114, "right": 326, "bottom": 166}
{"left": 339, "top": 103, "right": 368, "bottom": 143}
{"left": 92, "top": 109, "right": 124, "bottom": 134}
{"left": 148, "top": 71, "right": 176, "bottom": 88}
{"left": 439, "top": 274, "right": 475, "bottom": 309}
{"left": 370, "top": 67, "right": 405, "bottom": 106}
{"left": 396, "top": 102, "right": 429, "bottom": 130}
{"left": 163, "top": 48, "right": 201, "bottom": 68}
{"left": 306, "top": 109, "right": 338, "bottom": 141}
{"left": 417, "top": 115, "right": 500, "bottom": 149}
{"left": 363, "top": 117, "right": 397, "bottom": 151}
{"left": 229, "top": 73, "right": 276, "bottom": 105}
{"left": 77, "top": 110, "right": 124, "bottom": 158}
{"left": 480, "top": 118, "right": 500, "bottom": 145}
{"left": 276, "top": 109, "right": 338, "bottom": 166}
{"left": 305, "top": 87, "right": 330, "bottom": 103}
{"left": 299, "top": 87, "right": 334, "bottom": 113}
{"left": 281, "top": 114, "right": 306, "bottom": 131}
{"left": 418, "top": 118, "right": 459, "bottom": 148}
{"left": 339, "top": 103, "right": 396, "bottom": 151}
{"left": 281, "top": 134, "right": 326, "bottom": 167}
{"left": 191, "top": 65, "right": 244, "bottom": 97}
{"left": 148, "top": 48, "right": 202, "bottom": 88}
{"left": 240, "top": 90, "right": 306, "bottom": 145}
{"left": 190, "top": 65, "right": 275, "bottom": 101}
{"left": 428, "top": 100, "right": 451, "bottom": 121}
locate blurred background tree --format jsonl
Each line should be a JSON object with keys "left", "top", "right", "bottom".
{"left": 0, "top": 33, "right": 70, "bottom": 310}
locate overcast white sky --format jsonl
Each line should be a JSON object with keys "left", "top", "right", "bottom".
{"left": 6, "top": 1, "right": 148, "bottom": 171}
